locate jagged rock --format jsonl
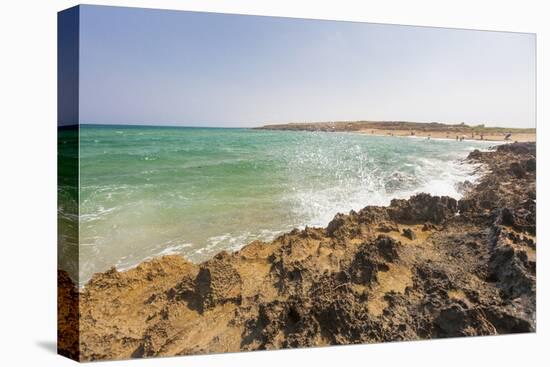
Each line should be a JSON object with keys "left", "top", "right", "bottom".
{"left": 434, "top": 304, "right": 497, "bottom": 337}
{"left": 326, "top": 212, "right": 360, "bottom": 237}
{"left": 488, "top": 232, "right": 535, "bottom": 300}
{"left": 402, "top": 228, "right": 416, "bottom": 240}
{"left": 375, "top": 235, "right": 401, "bottom": 261}
{"left": 195, "top": 252, "right": 242, "bottom": 310}
{"left": 496, "top": 142, "right": 536, "bottom": 156}
{"left": 388, "top": 193, "right": 457, "bottom": 224}
{"left": 525, "top": 158, "right": 536, "bottom": 172}
{"left": 349, "top": 235, "right": 401, "bottom": 284}
{"left": 377, "top": 223, "right": 399, "bottom": 233}
{"left": 422, "top": 222, "right": 436, "bottom": 231}
{"left": 64, "top": 142, "right": 536, "bottom": 361}
{"left": 510, "top": 162, "right": 526, "bottom": 178}
{"left": 467, "top": 149, "right": 482, "bottom": 159}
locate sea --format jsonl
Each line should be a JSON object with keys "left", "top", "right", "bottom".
{"left": 62, "top": 124, "right": 497, "bottom": 284}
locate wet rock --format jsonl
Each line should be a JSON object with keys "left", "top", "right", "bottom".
{"left": 326, "top": 213, "right": 346, "bottom": 237}
{"left": 388, "top": 193, "right": 457, "bottom": 224}
{"left": 456, "top": 180, "right": 475, "bottom": 194}
{"left": 358, "top": 206, "right": 390, "bottom": 224}
{"left": 467, "top": 149, "right": 482, "bottom": 159}
{"left": 326, "top": 212, "right": 360, "bottom": 238}
{"left": 457, "top": 199, "right": 477, "bottom": 214}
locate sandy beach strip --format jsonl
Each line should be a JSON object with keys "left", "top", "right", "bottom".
{"left": 355, "top": 128, "right": 536, "bottom": 142}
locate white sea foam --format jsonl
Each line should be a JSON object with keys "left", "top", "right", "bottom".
{"left": 182, "top": 228, "right": 285, "bottom": 260}
{"left": 156, "top": 242, "right": 194, "bottom": 256}
{"left": 75, "top": 128, "right": 496, "bottom": 285}
{"left": 285, "top": 144, "right": 483, "bottom": 229}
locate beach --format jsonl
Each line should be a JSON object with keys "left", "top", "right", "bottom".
{"left": 257, "top": 121, "right": 536, "bottom": 142}
{"left": 355, "top": 128, "right": 535, "bottom": 142}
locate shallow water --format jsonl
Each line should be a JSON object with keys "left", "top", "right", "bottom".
{"left": 72, "top": 125, "right": 495, "bottom": 284}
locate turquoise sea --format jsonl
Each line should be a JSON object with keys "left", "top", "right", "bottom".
{"left": 69, "top": 125, "right": 496, "bottom": 284}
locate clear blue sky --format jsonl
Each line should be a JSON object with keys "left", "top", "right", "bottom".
{"left": 78, "top": 5, "right": 535, "bottom": 128}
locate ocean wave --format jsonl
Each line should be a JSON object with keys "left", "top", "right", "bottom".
{"left": 76, "top": 130, "right": 495, "bottom": 284}
{"left": 79, "top": 205, "right": 120, "bottom": 223}
{"left": 285, "top": 151, "right": 482, "bottom": 229}
{"left": 190, "top": 229, "right": 284, "bottom": 260}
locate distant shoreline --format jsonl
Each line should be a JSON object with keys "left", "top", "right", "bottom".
{"left": 256, "top": 121, "right": 536, "bottom": 142}
{"left": 354, "top": 128, "right": 535, "bottom": 142}
{"left": 74, "top": 122, "right": 536, "bottom": 142}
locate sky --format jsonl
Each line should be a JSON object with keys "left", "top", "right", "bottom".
{"left": 77, "top": 5, "right": 536, "bottom": 128}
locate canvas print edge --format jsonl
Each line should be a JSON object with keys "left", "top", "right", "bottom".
{"left": 57, "top": 5, "right": 536, "bottom": 362}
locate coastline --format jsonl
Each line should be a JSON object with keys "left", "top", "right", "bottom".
{"left": 354, "top": 128, "right": 535, "bottom": 142}
{"left": 59, "top": 142, "right": 536, "bottom": 361}
{"left": 256, "top": 121, "right": 536, "bottom": 142}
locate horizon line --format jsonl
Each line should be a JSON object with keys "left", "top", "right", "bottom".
{"left": 75, "top": 120, "right": 536, "bottom": 130}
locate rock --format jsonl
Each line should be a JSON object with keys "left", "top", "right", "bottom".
{"left": 375, "top": 235, "right": 401, "bottom": 262}
{"left": 456, "top": 180, "right": 474, "bottom": 194}
{"left": 525, "top": 158, "right": 536, "bottom": 172}
{"left": 388, "top": 193, "right": 457, "bottom": 224}
{"left": 467, "top": 149, "right": 482, "bottom": 159}
{"left": 488, "top": 232, "right": 535, "bottom": 300}
{"left": 377, "top": 223, "right": 399, "bottom": 233}
{"left": 402, "top": 228, "right": 416, "bottom": 240}
{"left": 57, "top": 270, "right": 80, "bottom": 360}
{"left": 434, "top": 304, "right": 496, "bottom": 337}
{"left": 326, "top": 213, "right": 346, "bottom": 237}
{"left": 195, "top": 252, "right": 242, "bottom": 310}
{"left": 496, "top": 142, "right": 536, "bottom": 156}
{"left": 484, "top": 305, "right": 534, "bottom": 333}
{"left": 326, "top": 212, "right": 360, "bottom": 238}
{"left": 457, "top": 199, "right": 476, "bottom": 214}
{"left": 498, "top": 208, "right": 516, "bottom": 227}
{"left": 422, "top": 222, "right": 436, "bottom": 231}
{"left": 510, "top": 162, "right": 526, "bottom": 178}
{"left": 69, "top": 142, "right": 536, "bottom": 361}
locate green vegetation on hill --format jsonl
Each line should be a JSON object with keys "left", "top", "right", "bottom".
{"left": 256, "top": 121, "right": 535, "bottom": 134}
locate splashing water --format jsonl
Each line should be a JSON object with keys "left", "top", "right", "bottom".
{"left": 71, "top": 125, "right": 495, "bottom": 284}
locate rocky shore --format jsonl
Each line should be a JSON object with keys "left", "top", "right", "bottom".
{"left": 58, "top": 142, "right": 536, "bottom": 361}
